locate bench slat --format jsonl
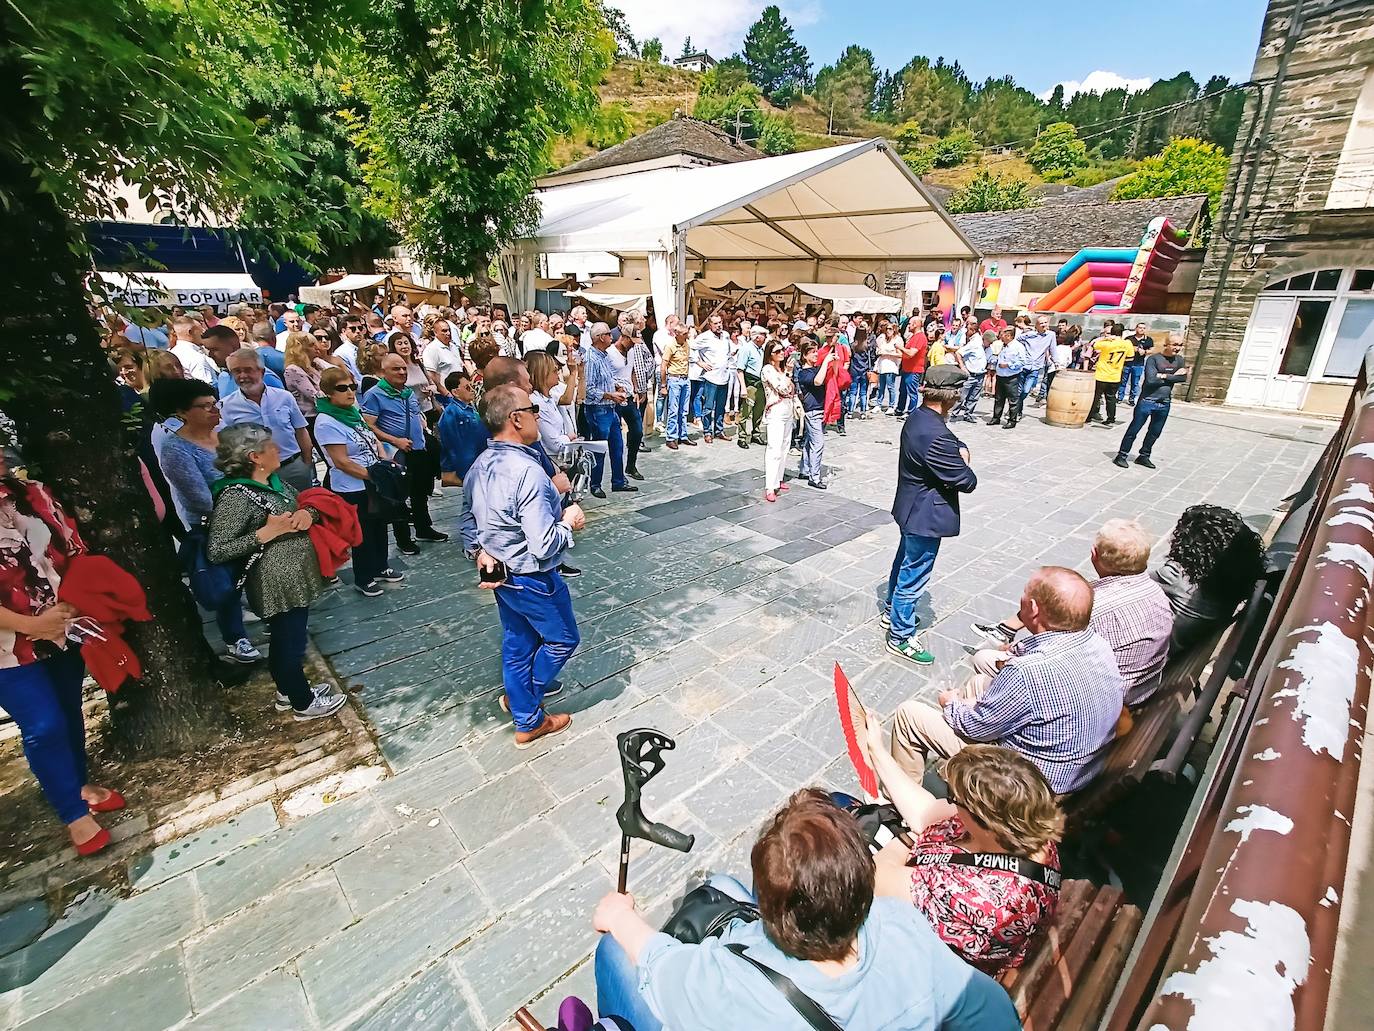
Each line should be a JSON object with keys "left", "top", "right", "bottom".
{"left": 1003, "top": 879, "right": 1096, "bottom": 1017}
{"left": 1023, "top": 885, "right": 1122, "bottom": 1031}
{"left": 1056, "top": 903, "right": 1144, "bottom": 1031}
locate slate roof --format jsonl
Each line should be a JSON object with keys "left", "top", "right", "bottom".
{"left": 555, "top": 116, "right": 761, "bottom": 176}
{"left": 951, "top": 194, "right": 1210, "bottom": 254}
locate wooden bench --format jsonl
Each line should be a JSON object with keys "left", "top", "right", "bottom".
{"left": 997, "top": 879, "right": 1143, "bottom": 1031}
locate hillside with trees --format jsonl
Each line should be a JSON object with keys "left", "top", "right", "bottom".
{"left": 556, "top": 4, "right": 1247, "bottom": 214}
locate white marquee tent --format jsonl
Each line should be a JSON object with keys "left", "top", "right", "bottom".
{"left": 503, "top": 139, "right": 981, "bottom": 319}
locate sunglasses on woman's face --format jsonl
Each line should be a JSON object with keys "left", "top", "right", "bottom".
{"left": 314, "top": 334, "right": 330, "bottom": 341}
{"left": 331, "top": 383, "right": 357, "bottom": 393}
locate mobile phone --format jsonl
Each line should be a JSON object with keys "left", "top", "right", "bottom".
{"left": 478, "top": 558, "right": 509, "bottom": 586}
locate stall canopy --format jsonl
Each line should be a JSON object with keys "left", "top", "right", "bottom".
{"left": 792, "top": 283, "right": 900, "bottom": 314}
{"left": 299, "top": 274, "right": 447, "bottom": 308}
{"left": 298, "top": 273, "right": 386, "bottom": 305}
{"left": 98, "top": 271, "right": 261, "bottom": 308}
{"left": 506, "top": 138, "right": 981, "bottom": 318}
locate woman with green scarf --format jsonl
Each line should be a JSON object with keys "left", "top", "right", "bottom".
{"left": 315, "top": 364, "right": 399, "bottom": 598}
{"left": 361, "top": 349, "right": 447, "bottom": 557}
{"left": 206, "top": 423, "right": 346, "bottom": 721}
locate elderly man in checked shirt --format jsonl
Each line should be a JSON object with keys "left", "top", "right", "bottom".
{"left": 889, "top": 566, "right": 1125, "bottom": 795}
{"left": 971, "top": 519, "right": 1174, "bottom": 708}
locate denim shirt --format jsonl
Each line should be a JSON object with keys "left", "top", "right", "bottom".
{"left": 464, "top": 441, "right": 571, "bottom": 573}
{"left": 437, "top": 399, "right": 489, "bottom": 478}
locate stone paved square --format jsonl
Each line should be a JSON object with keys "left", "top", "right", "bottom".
{"left": 0, "top": 403, "right": 1330, "bottom": 1029}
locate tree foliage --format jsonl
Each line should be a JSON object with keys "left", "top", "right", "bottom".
{"left": 896, "top": 57, "right": 971, "bottom": 136}
{"left": 930, "top": 128, "right": 978, "bottom": 168}
{"left": 1028, "top": 121, "right": 1089, "bottom": 180}
{"left": 692, "top": 81, "right": 795, "bottom": 155}
{"left": 967, "top": 76, "right": 1042, "bottom": 147}
{"left": 1111, "top": 136, "right": 1229, "bottom": 212}
{"left": 944, "top": 168, "right": 1036, "bottom": 213}
{"left": 600, "top": 3, "right": 636, "bottom": 56}
{"left": 891, "top": 120, "right": 924, "bottom": 154}
{"left": 586, "top": 102, "right": 634, "bottom": 149}
{"left": 741, "top": 5, "right": 811, "bottom": 102}
{"left": 352, "top": 0, "right": 614, "bottom": 275}
{"left": 814, "top": 45, "right": 878, "bottom": 132}
{"left": 641, "top": 37, "right": 663, "bottom": 63}
{"left": 700, "top": 57, "right": 750, "bottom": 96}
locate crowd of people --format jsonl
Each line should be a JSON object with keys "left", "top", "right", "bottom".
{"left": 0, "top": 289, "right": 1259, "bottom": 1024}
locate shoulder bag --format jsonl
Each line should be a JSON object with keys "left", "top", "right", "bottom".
{"left": 723, "top": 944, "right": 845, "bottom": 1031}
{"left": 909, "top": 850, "right": 1062, "bottom": 890}
{"left": 352, "top": 429, "right": 409, "bottom": 521}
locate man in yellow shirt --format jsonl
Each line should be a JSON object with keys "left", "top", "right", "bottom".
{"left": 1086, "top": 322, "right": 1135, "bottom": 426}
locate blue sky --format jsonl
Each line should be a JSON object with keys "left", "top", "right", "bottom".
{"left": 618, "top": 0, "right": 1268, "bottom": 97}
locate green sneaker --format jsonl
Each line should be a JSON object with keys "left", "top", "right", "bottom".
{"left": 886, "top": 635, "right": 934, "bottom": 665}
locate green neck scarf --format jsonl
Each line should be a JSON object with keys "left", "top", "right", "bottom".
{"left": 376, "top": 378, "right": 413, "bottom": 401}
{"left": 316, "top": 397, "right": 364, "bottom": 428}
{"left": 212, "top": 472, "right": 289, "bottom": 498}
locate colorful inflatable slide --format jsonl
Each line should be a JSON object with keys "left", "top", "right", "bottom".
{"left": 1029, "top": 216, "right": 1189, "bottom": 314}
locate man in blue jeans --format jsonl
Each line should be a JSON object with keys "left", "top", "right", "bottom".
{"left": 1117, "top": 322, "right": 1155, "bottom": 404}
{"left": 469, "top": 384, "right": 586, "bottom": 749}
{"left": 885, "top": 366, "right": 977, "bottom": 664}
{"left": 1114, "top": 333, "right": 1188, "bottom": 470}
{"left": 582, "top": 323, "right": 638, "bottom": 499}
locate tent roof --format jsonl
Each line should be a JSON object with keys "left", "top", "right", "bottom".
{"left": 526, "top": 139, "right": 980, "bottom": 262}
{"left": 793, "top": 283, "right": 901, "bottom": 313}
{"left": 315, "top": 273, "right": 387, "bottom": 292}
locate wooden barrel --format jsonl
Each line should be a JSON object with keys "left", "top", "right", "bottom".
{"left": 1046, "top": 370, "right": 1096, "bottom": 428}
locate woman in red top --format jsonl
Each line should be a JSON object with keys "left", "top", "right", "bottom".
{"left": 895, "top": 327, "right": 928, "bottom": 417}
{"left": 860, "top": 715, "right": 1063, "bottom": 974}
{"left": 0, "top": 466, "right": 125, "bottom": 856}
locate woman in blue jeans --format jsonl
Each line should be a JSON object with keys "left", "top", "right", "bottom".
{"left": 0, "top": 472, "right": 124, "bottom": 856}
{"left": 207, "top": 424, "right": 347, "bottom": 722}
{"left": 591, "top": 788, "right": 1017, "bottom": 1031}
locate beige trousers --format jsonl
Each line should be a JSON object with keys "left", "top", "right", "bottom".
{"left": 890, "top": 671, "right": 993, "bottom": 780}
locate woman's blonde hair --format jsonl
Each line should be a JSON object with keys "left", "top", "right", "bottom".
{"left": 526, "top": 350, "right": 561, "bottom": 395}
{"left": 219, "top": 315, "right": 247, "bottom": 340}
{"left": 146, "top": 349, "right": 185, "bottom": 381}
{"left": 283, "top": 331, "right": 316, "bottom": 373}
{"left": 944, "top": 745, "right": 1064, "bottom": 855}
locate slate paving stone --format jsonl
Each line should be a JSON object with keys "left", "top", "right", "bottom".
{"left": 129, "top": 801, "right": 279, "bottom": 889}
{"left": 441, "top": 769, "right": 557, "bottom": 853}
{"left": 343, "top": 960, "right": 473, "bottom": 1031}
{"left": 185, "top": 872, "right": 352, "bottom": 1007}
{"left": 371, "top": 746, "right": 486, "bottom": 819}
{"left": 764, "top": 538, "right": 831, "bottom": 565}
{"left": 15, "top": 949, "right": 190, "bottom": 1031}
{"left": 195, "top": 795, "right": 390, "bottom": 923}
{"left": 464, "top": 818, "right": 579, "bottom": 912}
{"left": 0, "top": 902, "right": 47, "bottom": 963}
{"left": 298, "top": 864, "right": 488, "bottom": 1028}
{"left": 679, "top": 760, "right": 789, "bottom": 841}
{"left": 333, "top": 820, "right": 465, "bottom": 915}
{"left": 182, "top": 969, "right": 312, "bottom": 1030}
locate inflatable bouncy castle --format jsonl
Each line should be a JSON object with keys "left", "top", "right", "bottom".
{"left": 1029, "top": 216, "right": 1189, "bottom": 314}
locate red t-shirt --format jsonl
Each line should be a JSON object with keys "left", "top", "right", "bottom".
{"left": 979, "top": 317, "right": 1007, "bottom": 334}
{"left": 902, "top": 332, "right": 928, "bottom": 374}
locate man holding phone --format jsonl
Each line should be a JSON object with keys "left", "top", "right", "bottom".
{"left": 469, "top": 384, "right": 586, "bottom": 748}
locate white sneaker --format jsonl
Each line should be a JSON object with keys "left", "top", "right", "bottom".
{"left": 227, "top": 638, "right": 262, "bottom": 664}
{"left": 375, "top": 568, "right": 405, "bottom": 583}
{"left": 274, "top": 691, "right": 292, "bottom": 712}
{"left": 293, "top": 685, "right": 346, "bottom": 721}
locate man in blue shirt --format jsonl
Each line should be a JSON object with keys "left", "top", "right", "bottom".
{"left": 218, "top": 348, "right": 315, "bottom": 491}
{"left": 1015, "top": 314, "right": 1057, "bottom": 415}
{"left": 582, "top": 323, "right": 635, "bottom": 499}
{"left": 248, "top": 322, "right": 288, "bottom": 379}
{"left": 437, "top": 369, "right": 489, "bottom": 556}
{"left": 987, "top": 326, "right": 1026, "bottom": 429}
{"left": 469, "top": 384, "right": 586, "bottom": 749}
{"left": 735, "top": 324, "right": 767, "bottom": 448}
{"left": 362, "top": 353, "right": 448, "bottom": 555}
{"left": 203, "top": 326, "right": 283, "bottom": 397}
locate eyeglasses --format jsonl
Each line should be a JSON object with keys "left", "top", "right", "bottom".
{"left": 511, "top": 404, "right": 540, "bottom": 417}
{"left": 188, "top": 400, "right": 219, "bottom": 411}
{"left": 314, "top": 334, "right": 330, "bottom": 341}
{"left": 331, "top": 383, "right": 357, "bottom": 393}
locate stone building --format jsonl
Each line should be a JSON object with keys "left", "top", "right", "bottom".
{"left": 1189, "top": 0, "right": 1374, "bottom": 415}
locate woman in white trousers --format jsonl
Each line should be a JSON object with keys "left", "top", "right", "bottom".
{"left": 761, "top": 342, "right": 796, "bottom": 502}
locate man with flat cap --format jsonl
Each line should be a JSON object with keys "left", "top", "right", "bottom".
{"left": 883, "top": 365, "right": 978, "bottom": 665}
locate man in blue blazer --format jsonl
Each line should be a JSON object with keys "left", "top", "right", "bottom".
{"left": 884, "top": 366, "right": 978, "bottom": 663}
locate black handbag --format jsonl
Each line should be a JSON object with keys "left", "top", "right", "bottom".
{"left": 660, "top": 883, "right": 759, "bottom": 943}
{"left": 353, "top": 430, "right": 409, "bottom": 521}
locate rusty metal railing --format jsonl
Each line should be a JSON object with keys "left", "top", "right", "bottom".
{"left": 1133, "top": 358, "right": 1374, "bottom": 1029}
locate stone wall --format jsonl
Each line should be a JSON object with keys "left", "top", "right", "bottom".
{"left": 1189, "top": 0, "right": 1374, "bottom": 402}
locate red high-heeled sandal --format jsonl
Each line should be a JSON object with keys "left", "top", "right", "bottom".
{"left": 74, "top": 827, "right": 111, "bottom": 857}
{"left": 87, "top": 790, "right": 126, "bottom": 814}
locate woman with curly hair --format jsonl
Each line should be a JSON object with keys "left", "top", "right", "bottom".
{"left": 1152, "top": 504, "right": 1266, "bottom": 653}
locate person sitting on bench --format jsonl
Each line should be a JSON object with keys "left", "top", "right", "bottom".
{"left": 1151, "top": 504, "right": 1265, "bottom": 655}
{"left": 592, "top": 788, "right": 1019, "bottom": 1031}
{"left": 971, "top": 519, "right": 1174, "bottom": 706}
{"left": 857, "top": 724, "right": 1063, "bottom": 976}
{"left": 891, "top": 567, "right": 1124, "bottom": 796}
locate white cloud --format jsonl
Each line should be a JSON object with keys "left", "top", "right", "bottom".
{"left": 615, "top": 1, "right": 821, "bottom": 59}
{"left": 1039, "top": 70, "right": 1152, "bottom": 102}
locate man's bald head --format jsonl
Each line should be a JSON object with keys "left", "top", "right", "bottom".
{"left": 483, "top": 355, "right": 530, "bottom": 392}
{"left": 1019, "top": 566, "right": 1094, "bottom": 634}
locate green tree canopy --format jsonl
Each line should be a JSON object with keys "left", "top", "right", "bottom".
{"left": 967, "top": 76, "right": 1042, "bottom": 147}
{"left": 1111, "top": 136, "right": 1229, "bottom": 212}
{"left": 641, "top": 37, "right": 663, "bottom": 62}
{"left": 742, "top": 5, "right": 811, "bottom": 102}
{"left": 944, "top": 168, "right": 1036, "bottom": 214}
{"left": 897, "top": 56, "right": 971, "bottom": 136}
{"left": 1028, "top": 121, "right": 1089, "bottom": 180}
{"left": 814, "top": 45, "right": 878, "bottom": 132}
{"left": 700, "top": 57, "right": 750, "bottom": 96}
{"left": 352, "top": 0, "right": 614, "bottom": 275}
{"left": 931, "top": 128, "right": 978, "bottom": 168}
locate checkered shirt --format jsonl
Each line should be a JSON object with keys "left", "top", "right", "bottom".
{"left": 1089, "top": 573, "right": 1174, "bottom": 706}
{"left": 945, "top": 628, "right": 1125, "bottom": 794}
{"left": 581, "top": 345, "right": 618, "bottom": 405}
{"left": 630, "top": 340, "right": 656, "bottom": 394}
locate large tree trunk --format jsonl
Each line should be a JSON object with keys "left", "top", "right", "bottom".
{"left": 1, "top": 162, "right": 232, "bottom": 757}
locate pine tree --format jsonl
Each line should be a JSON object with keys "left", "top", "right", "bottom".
{"left": 741, "top": 5, "right": 812, "bottom": 102}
